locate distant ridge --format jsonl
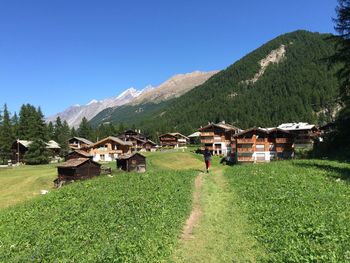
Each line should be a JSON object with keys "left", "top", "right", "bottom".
{"left": 46, "top": 70, "right": 217, "bottom": 127}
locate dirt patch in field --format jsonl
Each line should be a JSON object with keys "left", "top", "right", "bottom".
{"left": 181, "top": 173, "right": 203, "bottom": 240}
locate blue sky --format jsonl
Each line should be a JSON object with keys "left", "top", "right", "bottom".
{"left": 0, "top": 0, "right": 338, "bottom": 117}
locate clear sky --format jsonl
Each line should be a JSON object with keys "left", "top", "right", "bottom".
{"left": 0, "top": 0, "right": 338, "bottom": 117}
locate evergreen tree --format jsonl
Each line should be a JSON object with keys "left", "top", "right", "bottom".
{"left": 70, "top": 127, "right": 78, "bottom": 137}
{"left": 77, "top": 117, "right": 94, "bottom": 142}
{"left": 47, "top": 121, "right": 54, "bottom": 139}
{"left": 11, "top": 112, "right": 19, "bottom": 139}
{"left": 24, "top": 139, "right": 49, "bottom": 165}
{"left": 34, "top": 107, "right": 48, "bottom": 141}
{"left": 58, "top": 121, "right": 71, "bottom": 157}
{"left": 334, "top": 0, "right": 350, "bottom": 105}
{"left": 0, "top": 104, "right": 14, "bottom": 164}
{"left": 53, "top": 117, "right": 62, "bottom": 142}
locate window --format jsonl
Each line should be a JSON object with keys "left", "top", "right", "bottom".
{"left": 256, "top": 144, "right": 265, "bottom": 151}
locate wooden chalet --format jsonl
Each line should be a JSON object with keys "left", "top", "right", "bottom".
{"left": 12, "top": 139, "right": 61, "bottom": 163}
{"left": 117, "top": 129, "right": 148, "bottom": 141}
{"left": 55, "top": 158, "right": 101, "bottom": 185}
{"left": 277, "top": 122, "right": 319, "bottom": 148}
{"left": 141, "top": 140, "right": 157, "bottom": 152}
{"left": 159, "top": 133, "right": 189, "bottom": 148}
{"left": 68, "top": 137, "right": 93, "bottom": 150}
{"left": 198, "top": 121, "right": 241, "bottom": 156}
{"left": 117, "top": 130, "right": 157, "bottom": 152}
{"left": 233, "top": 127, "right": 295, "bottom": 163}
{"left": 116, "top": 153, "right": 146, "bottom": 172}
{"left": 65, "top": 150, "right": 93, "bottom": 161}
{"left": 87, "top": 136, "right": 132, "bottom": 162}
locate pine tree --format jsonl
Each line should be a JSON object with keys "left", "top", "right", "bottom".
{"left": 70, "top": 127, "right": 78, "bottom": 137}
{"left": 24, "top": 139, "right": 49, "bottom": 165}
{"left": 334, "top": 0, "right": 350, "bottom": 105}
{"left": 77, "top": 117, "right": 94, "bottom": 142}
{"left": 34, "top": 107, "right": 48, "bottom": 141}
{"left": 11, "top": 112, "right": 19, "bottom": 139}
{"left": 53, "top": 117, "right": 62, "bottom": 142}
{"left": 0, "top": 104, "right": 14, "bottom": 164}
{"left": 58, "top": 121, "right": 71, "bottom": 157}
{"left": 47, "top": 121, "right": 54, "bottom": 139}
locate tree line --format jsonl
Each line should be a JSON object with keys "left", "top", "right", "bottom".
{"left": 0, "top": 104, "right": 126, "bottom": 165}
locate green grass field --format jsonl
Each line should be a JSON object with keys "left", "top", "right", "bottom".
{"left": 0, "top": 152, "right": 349, "bottom": 262}
{"left": 0, "top": 164, "right": 57, "bottom": 209}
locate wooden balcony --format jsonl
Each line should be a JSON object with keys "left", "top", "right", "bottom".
{"left": 200, "top": 132, "right": 214, "bottom": 136}
{"left": 237, "top": 156, "right": 254, "bottom": 162}
{"left": 236, "top": 138, "right": 254, "bottom": 144}
{"left": 275, "top": 138, "right": 293, "bottom": 143}
{"left": 237, "top": 147, "right": 253, "bottom": 152}
{"left": 201, "top": 139, "right": 213, "bottom": 144}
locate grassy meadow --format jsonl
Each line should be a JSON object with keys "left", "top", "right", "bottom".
{"left": 0, "top": 151, "right": 349, "bottom": 262}
{"left": 0, "top": 164, "right": 57, "bottom": 209}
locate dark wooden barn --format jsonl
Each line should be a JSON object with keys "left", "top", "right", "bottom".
{"left": 65, "top": 150, "right": 93, "bottom": 161}
{"left": 116, "top": 153, "right": 146, "bottom": 172}
{"left": 55, "top": 158, "right": 101, "bottom": 186}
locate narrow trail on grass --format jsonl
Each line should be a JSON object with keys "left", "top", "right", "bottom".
{"left": 181, "top": 173, "right": 203, "bottom": 240}
{"left": 172, "top": 166, "right": 264, "bottom": 263}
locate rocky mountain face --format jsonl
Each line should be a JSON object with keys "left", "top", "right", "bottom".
{"left": 131, "top": 71, "right": 218, "bottom": 104}
{"left": 46, "top": 88, "right": 145, "bottom": 127}
{"left": 46, "top": 71, "right": 217, "bottom": 127}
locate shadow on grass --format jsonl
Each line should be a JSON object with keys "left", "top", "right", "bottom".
{"left": 294, "top": 162, "right": 350, "bottom": 182}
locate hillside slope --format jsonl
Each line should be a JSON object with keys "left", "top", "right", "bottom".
{"left": 91, "top": 30, "right": 341, "bottom": 138}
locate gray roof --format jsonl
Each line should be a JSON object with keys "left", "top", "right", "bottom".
{"left": 70, "top": 137, "right": 93, "bottom": 145}
{"left": 278, "top": 122, "right": 315, "bottom": 131}
{"left": 16, "top": 139, "right": 61, "bottom": 149}
{"left": 89, "top": 136, "right": 133, "bottom": 148}
{"left": 57, "top": 158, "right": 100, "bottom": 168}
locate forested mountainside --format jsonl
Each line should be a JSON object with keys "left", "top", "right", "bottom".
{"left": 90, "top": 30, "right": 341, "bottom": 138}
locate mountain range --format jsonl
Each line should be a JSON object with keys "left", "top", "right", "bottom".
{"left": 46, "top": 71, "right": 217, "bottom": 127}
{"left": 90, "top": 30, "right": 341, "bottom": 139}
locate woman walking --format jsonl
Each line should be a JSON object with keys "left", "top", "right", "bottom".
{"left": 203, "top": 147, "right": 212, "bottom": 173}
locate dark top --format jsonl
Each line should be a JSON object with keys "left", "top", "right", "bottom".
{"left": 203, "top": 150, "right": 212, "bottom": 161}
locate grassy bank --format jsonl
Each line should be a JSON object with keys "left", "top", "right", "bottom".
{"left": 0, "top": 164, "right": 56, "bottom": 209}
{"left": 225, "top": 160, "right": 350, "bottom": 262}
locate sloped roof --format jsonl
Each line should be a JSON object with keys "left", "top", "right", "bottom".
{"left": 188, "top": 131, "right": 201, "bottom": 138}
{"left": 69, "top": 137, "right": 93, "bottom": 145}
{"left": 17, "top": 140, "right": 31, "bottom": 148}
{"left": 198, "top": 121, "right": 241, "bottom": 132}
{"left": 159, "top": 132, "right": 189, "bottom": 140}
{"left": 144, "top": 139, "right": 157, "bottom": 146}
{"left": 89, "top": 136, "right": 133, "bottom": 148}
{"left": 118, "top": 153, "right": 146, "bottom": 160}
{"left": 47, "top": 140, "right": 61, "bottom": 149}
{"left": 233, "top": 127, "right": 269, "bottom": 138}
{"left": 67, "top": 150, "right": 92, "bottom": 157}
{"left": 16, "top": 140, "right": 61, "bottom": 149}
{"left": 233, "top": 127, "right": 292, "bottom": 138}
{"left": 278, "top": 122, "right": 315, "bottom": 131}
{"left": 57, "top": 158, "right": 100, "bottom": 168}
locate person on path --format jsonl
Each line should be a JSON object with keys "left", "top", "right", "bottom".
{"left": 203, "top": 147, "right": 212, "bottom": 173}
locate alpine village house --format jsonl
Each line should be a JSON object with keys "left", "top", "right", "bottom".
{"left": 198, "top": 121, "right": 241, "bottom": 156}
{"left": 86, "top": 136, "right": 132, "bottom": 162}
{"left": 233, "top": 127, "right": 295, "bottom": 163}
{"left": 117, "top": 130, "right": 157, "bottom": 152}
{"left": 159, "top": 133, "right": 189, "bottom": 148}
